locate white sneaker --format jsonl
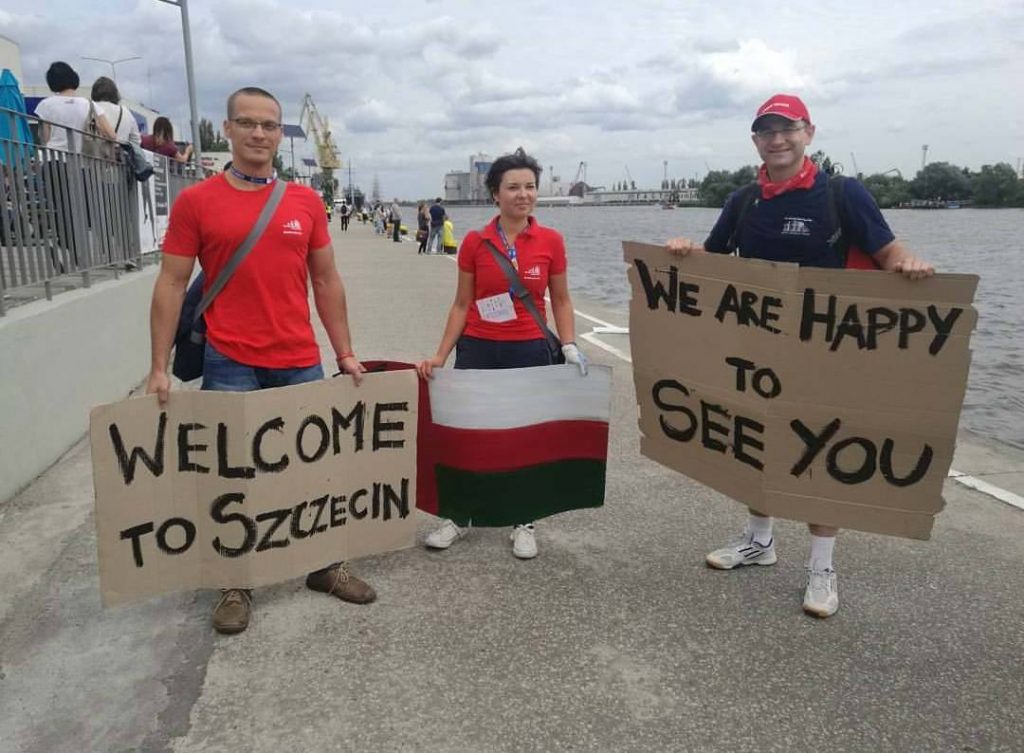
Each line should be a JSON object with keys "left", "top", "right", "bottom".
{"left": 510, "top": 524, "right": 538, "bottom": 559}
{"left": 706, "top": 535, "right": 777, "bottom": 570}
{"left": 803, "top": 568, "right": 839, "bottom": 618}
{"left": 424, "top": 519, "right": 467, "bottom": 550}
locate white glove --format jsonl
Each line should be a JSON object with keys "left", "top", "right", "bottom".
{"left": 561, "top": 342, "right": 589, "bottom": 376}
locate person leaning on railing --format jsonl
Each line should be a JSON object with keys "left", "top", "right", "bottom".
{"left": 141, "top": 116, "right": 192, "bottom": 163}
{"left": 90, "top": 76, "right": 140, "bottom": 147}
{"left": 36, "top": 61, "right": 116, "bottom": 151}
{"left": 34, "top": 61, "right": 117, "bottom": 270}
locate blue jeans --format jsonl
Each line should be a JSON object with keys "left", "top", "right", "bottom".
{"left": 201, "top": 342, "right": 335, "bottom": 577}
{"left": 426, "top": 224, "right": 444, "bottom": 254}
{"left": 201, "top": 342, "right": 324, "bottom": 392}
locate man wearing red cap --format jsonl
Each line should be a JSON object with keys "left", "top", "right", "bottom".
{"left": 667, "top": 94, "right": 934, "bottom": 619}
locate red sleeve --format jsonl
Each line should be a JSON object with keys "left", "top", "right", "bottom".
{"left": 161, "top": 187, "right": 199, "bottom": 257}
{"left": 457, "top": 230, "right": 481, "bottom": 272}
{"left": 549, "top": 230, "right": 567, "bottom": 274}
{"left": 309, "top": 193, "right": 330, "bottom": 249}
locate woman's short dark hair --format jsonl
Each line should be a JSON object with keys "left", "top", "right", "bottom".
{"left": 153, "top": 116, "right": 174, "bottom": 141}
{"left": 485, "top": 148, "right": 542, "bottom": 198}
{"left": 46, "top": 61, "right": 80, "bottom": 93}
{"left": 91, "top": 76, "right": 120, "bottom": 104}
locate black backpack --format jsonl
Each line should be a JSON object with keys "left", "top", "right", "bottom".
{"left": 725, "top": 174, "right": 853, "bottom": 264}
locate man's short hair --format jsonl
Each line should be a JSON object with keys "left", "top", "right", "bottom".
{"left": 434, "top": 197, "right": 442, "bottom": 203}
{"left": 46, "top": 61, "right": 79, "bottom": 93}
{"left": 226, "top": 87, "right": 282, "bottom": 119}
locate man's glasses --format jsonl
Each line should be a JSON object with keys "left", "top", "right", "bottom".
{"left": 753, "top": 123, "right": 806, "bottom": 140}
{"left": 230, "top": 118, "right": 282, "bottom": 133}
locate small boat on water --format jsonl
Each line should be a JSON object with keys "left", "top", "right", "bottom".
{"left": 661, "top": 202, "right": 675, "bottom": 210}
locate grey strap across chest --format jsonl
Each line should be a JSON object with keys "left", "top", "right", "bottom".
{"left": 192, "top": 178, "right": 287, "bottom": 325}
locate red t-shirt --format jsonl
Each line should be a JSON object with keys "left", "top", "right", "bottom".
{"left": 458, "top": 216, "right": 568, "bottom": 341}
{"left": 162, "top": 175, "right": 331, "bottom": 368}
{"left": 141, "top": 134, "right": 180, "bottom": 159}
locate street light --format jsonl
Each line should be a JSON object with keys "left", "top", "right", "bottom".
{"left": 155, "top": 0, "right": 202, "bottom": 169}
{"left": 80, "top": 55, "right": 142, "bottom": 82}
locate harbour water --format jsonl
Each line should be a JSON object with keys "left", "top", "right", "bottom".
{"left": 444, "top": 205, "right": 1024, "bottom": 449}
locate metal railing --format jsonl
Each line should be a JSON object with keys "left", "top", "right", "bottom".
{"left": 0, "top": 105, "right": 202, "bottom": 315}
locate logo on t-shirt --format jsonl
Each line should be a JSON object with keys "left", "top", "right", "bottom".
{"left": 523, "top": 264, "right": 542, "bottom": 280}
{"left": 781, "top": 216, "right": 812, "bottom": 236}
{"left": 282, "top": 219, "right": 303, "bottom": 236}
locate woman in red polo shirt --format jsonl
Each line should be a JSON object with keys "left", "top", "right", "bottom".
{"left": 416, "top": 148, "right": 588, "bottom": 559}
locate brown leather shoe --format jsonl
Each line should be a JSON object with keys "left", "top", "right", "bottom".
{"left": 212, "top": 589, "right": 252, "bottom": 634}
{"left": 305, "top": 563, "right": 377, "bottom": 604}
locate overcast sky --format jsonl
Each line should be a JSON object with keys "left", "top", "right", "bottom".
{"left": 4, "top": 0, "right": 1022, "bottom": 197}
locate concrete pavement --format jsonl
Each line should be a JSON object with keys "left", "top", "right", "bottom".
{"left": 1, "top": 221, "right": 1022, "bottom": 753}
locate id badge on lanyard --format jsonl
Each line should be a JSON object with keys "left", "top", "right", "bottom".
{"left": 497, "top": 224, "right": 519, "bottom": 273}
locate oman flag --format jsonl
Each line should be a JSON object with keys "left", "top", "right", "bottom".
{"left": 418, "top": 364, "right": 612, "bottom": 526}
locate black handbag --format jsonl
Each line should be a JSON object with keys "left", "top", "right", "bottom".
{"left": 171, "top": 179, "right": 287, "bottom": 381}
{"left": 482, "top": 238, "right": 565, "bottom": 365}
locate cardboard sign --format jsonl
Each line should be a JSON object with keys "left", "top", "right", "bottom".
{"left": 623, "top": 242, "right": 978, "bottom": 540}
{"left": 89, "top": 371, "right": 418, "bottom": 606}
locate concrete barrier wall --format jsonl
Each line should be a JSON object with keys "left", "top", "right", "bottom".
{"left": 0, "top": 266, "right": 158, "bottom": 504}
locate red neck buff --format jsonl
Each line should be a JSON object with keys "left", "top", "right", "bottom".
{"left": 757, "top": 157, "right": 818, "bottom": 199}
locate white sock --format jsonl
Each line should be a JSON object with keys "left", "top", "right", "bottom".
{"left": 809, "top": 535, "right": 836, "bottom": 572}
{"left": 746, "top": 515, "right": 773, "bottom": 546}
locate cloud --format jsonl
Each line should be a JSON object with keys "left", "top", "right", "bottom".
{"left": 345, "top": 99, "right": 400, "bottom": 134}
{"left": 5, "top": 0, "right": 1019, "bottom": 195}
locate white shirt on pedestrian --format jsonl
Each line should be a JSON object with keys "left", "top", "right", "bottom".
{"left": 35, "top": 95, "right": 92, "bottom": 153}
{"left": 93, "top": 101, "right": 141, "bottom": 146}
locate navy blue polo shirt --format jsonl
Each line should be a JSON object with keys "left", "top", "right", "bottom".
{"left": 429, "top": 203, "right": 446, "bottom": 227}
{"left": 704, "top": 173, "right": 895, "bottom": 268}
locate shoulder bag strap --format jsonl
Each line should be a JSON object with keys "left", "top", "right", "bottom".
{"left": 482, "top": 237, "right": 562, "bottom": 352}
{"left": 192, "top": 179, "right": 288, "bottom": 325}
{"left": 114, "top": 105, "right": 125, "bottom": 133}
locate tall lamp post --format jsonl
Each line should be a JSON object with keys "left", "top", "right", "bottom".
{"left": 156, "top": 0, "right": 202, "bottom": 169}
{"left": 80, "top": 55, "right": 142, "bottom": 83}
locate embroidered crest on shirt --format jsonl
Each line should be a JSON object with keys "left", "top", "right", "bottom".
{"left": 781, "top": 216, "right": 812, "bottom": 236}
{"left": 522, "top": 264, "right": 542, "bottom": 280}
{"left": 282, "top": 219, "right": 303, "bottom": 236}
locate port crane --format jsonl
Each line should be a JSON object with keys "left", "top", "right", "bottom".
{"left": 299, "top": 93, "right": 341, "bottom": 201}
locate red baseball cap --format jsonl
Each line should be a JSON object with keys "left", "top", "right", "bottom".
{"left": 752, "top": 94, "right": 811, "bottom": 130}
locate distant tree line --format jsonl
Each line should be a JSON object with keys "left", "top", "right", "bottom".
{"left": 697, "top": 152, "right": 1023, "bottom": 208}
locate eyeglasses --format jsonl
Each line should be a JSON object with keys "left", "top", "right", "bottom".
{"left": 230, "top": 118, "right": 282, "bottom": 133}
{"left": 753, "top": 123, "right": 806, "bottom": 140}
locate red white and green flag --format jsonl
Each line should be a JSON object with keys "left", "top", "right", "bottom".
{"left": 417, "top": 364, "right": 611, "bottom": 526}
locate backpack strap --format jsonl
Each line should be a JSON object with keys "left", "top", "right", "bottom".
{"left": 728, "top": 176, "right": 852, "bottom": 265}
{"left": 825, "top": 174, "right": 850, "bottom": 266}
{"left": 724, "top": 182, "right": 759, "bottom": 254}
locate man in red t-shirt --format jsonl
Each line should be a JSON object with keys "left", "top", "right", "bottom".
{"left": 146, "top": 86, "right": 375, "bottom": 635}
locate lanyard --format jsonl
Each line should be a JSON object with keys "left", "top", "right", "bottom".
{"left": 495, "top": 223, "right": 519, "bottom": 271}
{"left": 229, "top": 165, "right": 277, "bottom": 185}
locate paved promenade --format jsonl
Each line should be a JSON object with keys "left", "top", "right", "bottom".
{"left": 1, "top": 221, "right": 1022, "bottom": 753}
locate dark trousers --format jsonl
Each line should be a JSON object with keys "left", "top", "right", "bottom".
{"left": 453, "top": 336, "right": 554, "bottom": 369}
{"left": 392, "top": 219, "right": 401, "bottom": 242}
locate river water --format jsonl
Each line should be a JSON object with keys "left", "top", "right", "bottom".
{"left": 444, "top": 205, "right": 1024, "bottom": 449}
